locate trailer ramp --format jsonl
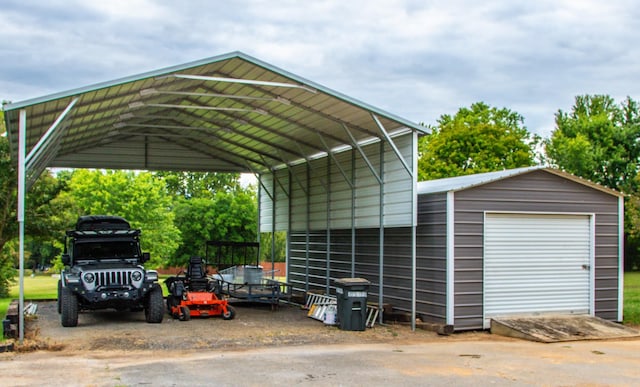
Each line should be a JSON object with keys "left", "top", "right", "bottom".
{"left": 491, "top": 315, "right": 640, "bottom": 343}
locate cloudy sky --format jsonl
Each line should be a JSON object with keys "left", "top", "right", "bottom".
{"left": 2, "top": 0, "right": 639, "bottom": 137}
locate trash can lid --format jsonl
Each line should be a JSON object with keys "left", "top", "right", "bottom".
{"left": 334, "top": 277, "right": 370, "bottom": 286}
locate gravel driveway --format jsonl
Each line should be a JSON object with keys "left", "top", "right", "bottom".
{"left": 25, "top": 300, "right": 450, "bottom": 351}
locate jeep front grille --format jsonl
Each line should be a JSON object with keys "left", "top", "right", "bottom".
{"left": 96, "top": 270, "right": 134, "bottom": 287}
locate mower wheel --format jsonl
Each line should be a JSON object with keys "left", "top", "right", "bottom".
{"left": 179, "top": 305, "right": 191, "bottom": 321}
{"left": 223, "top": 305, "right": 236, "bottom": 320}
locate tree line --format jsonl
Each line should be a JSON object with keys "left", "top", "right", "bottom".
{"left": 1, "top": 93, "right": 640, "bottom": 296}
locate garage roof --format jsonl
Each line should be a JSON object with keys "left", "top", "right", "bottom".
{"left": 2, "top": 51, "right": 426, "bottom": 186}
{"left": 417, "top": 166, "right": 623, "bottom": 197}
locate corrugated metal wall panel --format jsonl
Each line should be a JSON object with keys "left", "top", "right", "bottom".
{"left": 262, "top": 133, "right": 415, "bottom": 232}
{"left": 288, "top": 231, "right": 327, "bottom": 292}
{"left": 308, "top": 159, "right": 329, "bottom": 230}
{"left": 259, "top": 175, "right": 274, "bottom": 232}
{"left": 289, "top": 163, "right": 308, "bottom": 231}
{"left": 484, "top": 213, "right": 591, "bottom": 326}
{"left": 274, "top": 169, "right": 290, "bottom": 231}
{"left": 415, "top": 193, "right": 448, "bottom": 324}
{"left": 383, "top": 135, "right": 414, "bottom": 226}
{"left": 354, "top": 144, "right": 383, "bottom": 228}
{"left": 288, "top": 227, "right": 414, "bottom": 314}
{"left": 328, "top": 150, "right": 354, "bottom": 229}
{"left": 259, "top": 169, "right": 291, "bottom": 232}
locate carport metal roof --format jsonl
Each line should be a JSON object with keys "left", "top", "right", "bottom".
{"left": 3, "top": 51, "right": 426, "bottom": 187}
{"left": 3, "top": 51, "right": 427, "bottom": 340}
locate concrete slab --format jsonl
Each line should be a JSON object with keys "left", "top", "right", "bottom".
{"left": 490, "top": 315, "right": 640, "bottom": 343}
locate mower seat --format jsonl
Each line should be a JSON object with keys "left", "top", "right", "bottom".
{"left": 187, "top": 256, "right": 209, "bottom": 291}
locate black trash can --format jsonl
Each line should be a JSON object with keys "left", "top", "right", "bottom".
{"left": 334, "top": 278, "right": 370, "bottom": 331}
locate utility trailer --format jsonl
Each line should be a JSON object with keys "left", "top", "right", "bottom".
{"left": 206, "top": 241, "right": 291, "bottom": 308}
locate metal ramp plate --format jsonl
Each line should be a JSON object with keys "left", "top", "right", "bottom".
{"left": 491, "top": 315, "right": 640, "bottom": 343}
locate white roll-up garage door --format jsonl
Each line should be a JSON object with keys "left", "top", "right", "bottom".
{"left": 484, "top": 213, "right": 592, "bottom": 327}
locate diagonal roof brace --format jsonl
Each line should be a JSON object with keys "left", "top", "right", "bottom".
{"left": 317, "top": 133, "right": 354, "bottom": 189}
{"left": 342, "top": 123, "right": 382, "bottom": 184}
{"left": 25, "top": 97, "right": 78, "bottom": 171}
{"left": 372, "top": 113, "right": 414, "bottom": 178}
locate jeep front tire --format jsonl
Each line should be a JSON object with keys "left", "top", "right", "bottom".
{"left": 60, "top": 286, "right": 78, "bottom": 327}
{"left": 144, "top": 284, "right": 164, "bottom": 323}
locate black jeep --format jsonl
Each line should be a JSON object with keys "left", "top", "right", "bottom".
{"left": 57, "top": 215, "right": 164, "bottom": 327}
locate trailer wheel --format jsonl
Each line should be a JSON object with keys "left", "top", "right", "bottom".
{"left": 60, "top": 286, "right": 78, "bottom": 327}
{"left": 144, "top": 284, "right": 164, "bottom": 323}
{"left": 223, "top": 305, "right": 236, "bottom": 320}
{"left": 179, "top": 305, "right": 191, "bottom": 321}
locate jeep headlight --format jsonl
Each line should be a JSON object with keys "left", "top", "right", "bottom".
{"left": 83, "top": 272, "right": 95, "bottom": 283}
{"left": 131, "top": 271, "right": 142, "bottom": 282}
{"left": 145, "top": 270, "right": 158, "bottom": 282}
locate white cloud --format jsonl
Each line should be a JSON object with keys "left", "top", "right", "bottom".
{"left": 2, "top": 0, "right": 640, "bottom": 137}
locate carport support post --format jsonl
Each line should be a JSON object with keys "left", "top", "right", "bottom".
{"left": 17, "top": 109, "right": 27, "bottom": 343}
{"left": 271, "top": 173, "right": 277, "bottom": 278}
{"left": 378, "top": 141, "right": 385, "bottom": 325}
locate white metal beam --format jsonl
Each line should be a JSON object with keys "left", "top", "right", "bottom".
{"left": 342, "top": 124, "right": 382, "bottom": 184}
{"left": 372, "top": 114, "right": 413, "bottom": 178}
{"left": 317, "top": 133, "right": 354, "bottom": 189}
{"left": 163, "top": 74, "right": 318, "bottom": 94}
{"left": 618, "top": 196, "right": 624, "bottom": 322}
{"left": 25, "top": 98, "right": 78, "bottom": 170}
{"left": 17, "top": 109, "right": 26, "bottom": 344}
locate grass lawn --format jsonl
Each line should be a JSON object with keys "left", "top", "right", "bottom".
{"left": 624, "top": 271, "right": 640, "bottom": 326}
{"left": 0, "top": 274, "right": 59, "bottom": 318}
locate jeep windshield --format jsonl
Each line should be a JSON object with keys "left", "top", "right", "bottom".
{"left": 73, "top": 240, "right": 140, "bottom": 261}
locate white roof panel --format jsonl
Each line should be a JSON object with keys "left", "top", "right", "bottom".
{"left": 417, "top": 167, "right": 622, "bottom": 197}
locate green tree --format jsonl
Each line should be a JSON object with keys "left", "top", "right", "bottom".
{"left": 155, "top": 171, "right": 242, "bottom": 199}
{"left": 169, "top": 189, "right": 257, "bottom": 267}
{"left": 260, "top": 231, "right": 287, "bottom": 263}
{"left": 545, "top": 95, "right": 640, "bottom": 192}
{"left": 55, "top": 169, "right": 181, "bottom": 267}
{"left": 546, "top": 95, "right": 640, "bottom": 270}
{"left": 418, "top": 102, "right": 539, "bottom": 180}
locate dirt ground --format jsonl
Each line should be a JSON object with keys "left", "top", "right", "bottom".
{"left": 4, "top": 301, "right": 640, "bottom": 386}
{"left": 18, "top": 300, "right": 496, "bottom": 352}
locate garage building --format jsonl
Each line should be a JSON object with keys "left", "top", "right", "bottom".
{"left": 415, "top": 167, "right": 623, "bottom": 330}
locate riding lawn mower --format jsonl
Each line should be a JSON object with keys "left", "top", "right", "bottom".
{"left": 164, "top": 256, "right": 236, "bottom": 321}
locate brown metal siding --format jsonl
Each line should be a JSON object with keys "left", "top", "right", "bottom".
{"left": 452, "top": 170, "right": 620, "bottom": 329}
{"left": 416, "top": 193, "right": 448, "bottom": 324}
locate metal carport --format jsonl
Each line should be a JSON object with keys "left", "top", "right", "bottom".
{"left": 3, "top": 51, "right": 428, "bottom": 340}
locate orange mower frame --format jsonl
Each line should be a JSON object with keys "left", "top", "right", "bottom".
{"left": 164, "top": 256, "right": 236, "bottom": 321}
